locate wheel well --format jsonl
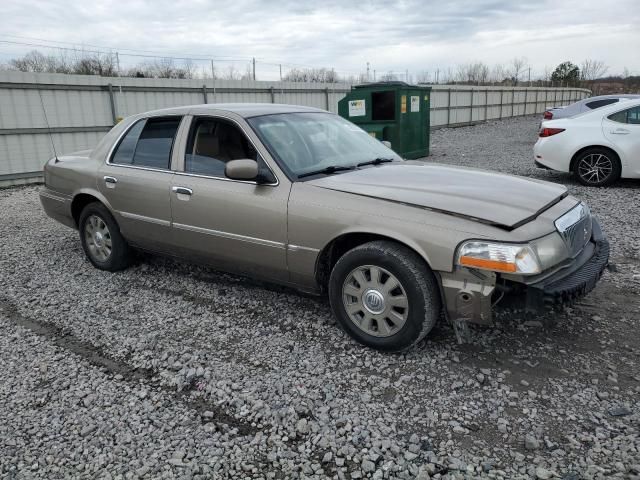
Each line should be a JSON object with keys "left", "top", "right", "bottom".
{"left": 315, "top": 233, "right": 429, "bottom": 291}
{"left": 71, "top": 193, "right": 101, "bottom": 227}
{"left": 570, "top": 145, "right": 620, "bottom": 172}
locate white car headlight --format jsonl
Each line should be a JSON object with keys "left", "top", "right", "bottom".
{"left": 457, "top": 241, "right": 541, "bottom": 275}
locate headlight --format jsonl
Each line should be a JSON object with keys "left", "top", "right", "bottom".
{"left": 457, "top": 241, "right": 541, "bottom": 275}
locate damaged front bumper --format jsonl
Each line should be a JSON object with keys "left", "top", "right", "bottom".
{"left": 438, "top": 218, "right": 609, "bottom": 327}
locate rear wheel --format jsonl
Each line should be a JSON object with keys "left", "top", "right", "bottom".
{"left": 573, "top": 148, "right": 621, "bottom": 187}
{"left": 328, "top": 240, "right": 441, "bottom": 352}
{"left": 79, "top": 202, "right": 132, "bottom": 271}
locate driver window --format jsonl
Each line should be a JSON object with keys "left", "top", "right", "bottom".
{"left": 185, "top": 118, "right": 257, "bottom": 177}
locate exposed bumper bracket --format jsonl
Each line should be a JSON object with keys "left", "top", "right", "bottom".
{"left": 440, "top": 269, "right": 496, "bottom": 329}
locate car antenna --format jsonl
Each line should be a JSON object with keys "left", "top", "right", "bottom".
{"left": 36, "top": 81, "right": 59, "bottom": 163}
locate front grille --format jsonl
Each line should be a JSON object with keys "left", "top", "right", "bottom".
{"left": 555, "top": 203, "right": 592, "bottom": 258}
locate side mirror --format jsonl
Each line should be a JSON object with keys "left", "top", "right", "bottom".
{"left": 225, "top": 159, "right": 259, "bottom": 181}
{"left": 381, "top": 140, "right": 392, "bottom": 149}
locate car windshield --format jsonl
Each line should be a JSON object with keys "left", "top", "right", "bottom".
{"left": 247, "top": 112, "right": 401, "bottom": 178}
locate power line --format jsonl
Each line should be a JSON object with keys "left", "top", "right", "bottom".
{"left": 0, "top": 35, "right": 363, "bottom": 77}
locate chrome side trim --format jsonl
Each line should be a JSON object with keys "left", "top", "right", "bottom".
{"left": 287, "top": 244, "right": 320, "bottom": 253}
{"left": 39, "top": 190, "right": 68, "bottom": 203}
{"left": 120, "top": 211, "right": 171, "bottom": 227}
{"left": 172, "top": 222, "right": 285, "bottom": 249}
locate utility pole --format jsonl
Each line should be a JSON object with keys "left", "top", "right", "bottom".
{"left": 210, "top": 60, "right": 215, "bottom": 80}
{"left": 436, "top": 68, "right": 439, "bottom": 84}
{"left": 252, "top": 57, "right": 256, "bottom": 81}
{"left": 366, "top": 62, "right": 370, "bottom": 81}
{"left": 279, "top": 64, "right": 282, "bottom": 81}
{"left": 373, "top": 70, "right": 376, "bottom": 81}
{"left": 528, "top": 67, "right": 531, "bottom": 86}
{"left": 406, "top": 69, "right": 409, "bottom": 83}
{"left": 115, "top": 52, "right": 121, "bottom": 76}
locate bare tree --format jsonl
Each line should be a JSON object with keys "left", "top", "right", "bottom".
{"left": 378, "top": 71, "right": 398, "bottom": 82}
{"left": 283, "top": 67, "right": 341, "bottom": 83}
{"left": 489, "top": 64, "right": 507, "bottom": 84}
{"left": 509, "top": 57, "right": 528, "bottom": 85}
{"left": 454, "top": 62, "right": 489, "bottom": 85}
{"left": 415, "top": 71, "right": 430, "bottom": 84}
{"left": 580, "top": 59, "right": 608, "bottom": 81}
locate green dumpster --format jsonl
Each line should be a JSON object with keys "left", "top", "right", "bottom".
{"left": 338, "top": 81, "right": 431, "bottom": 159}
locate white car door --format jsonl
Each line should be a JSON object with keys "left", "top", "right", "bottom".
{"left": 602, "top": 105, "right": 640, "bottom": 177}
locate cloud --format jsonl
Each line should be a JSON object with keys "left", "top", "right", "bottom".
{"left": 1, "top": 0, "right": 638, "bottom": 79}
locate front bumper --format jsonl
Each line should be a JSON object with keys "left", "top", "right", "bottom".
{"left": 525, "top": 219, "right": 609, "bottom": 310}
{"left": 439, "top": 218, "right": 609, "bottom": 325}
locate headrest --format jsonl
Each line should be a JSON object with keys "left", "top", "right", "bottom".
{"left": 195, "top": 134, "right": 220, "bottom": 158}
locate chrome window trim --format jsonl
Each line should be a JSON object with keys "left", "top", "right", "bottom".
{"left": 173, "top": 222, "right": 285, "bottom": 249}
{"left": 120, "top": 211, "right": 171, "bottom": 227}
{"left": 173, "top": 170, "right": 278, "bottom": 186}
{"left": 181, "top": 114, "right": 280, "bottom": 187}
{"left": 105, "top": 114, "right": 184, "bottom": 173}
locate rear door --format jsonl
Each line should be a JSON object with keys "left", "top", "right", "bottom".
{"left": 169, "top": 114, "right": 290, "bottom": 282}
{"left": 98, "top": 115, "right": 183, "bottom": 252}
{"left": 603, "top": 105, "right": 640, "bottom": 176}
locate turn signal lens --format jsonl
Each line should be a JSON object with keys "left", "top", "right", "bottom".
{"left": 459, "top": 256, "right": 517, "bottom": 273}
{"left": 457, "top": 241, "right": 541, "bottom": 275}
{"left": 539, "top": 127, "right": 565, "bottom": 137}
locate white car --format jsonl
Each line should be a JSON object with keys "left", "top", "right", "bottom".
{"left": 542, "top": 94, "right": 640, "bottom": 121}
{"left": 534, "top": 99, "right": 640, "bottom": 186}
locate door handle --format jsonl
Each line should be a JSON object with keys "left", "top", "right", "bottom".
{"left": 610, "top": 129, "right": 630, "bottom": 135}
{"left": 172, "top": 186, "right": 193, "bottom": 196}
{"left": 104, "top": 176, "right": 118, "bottom": 189}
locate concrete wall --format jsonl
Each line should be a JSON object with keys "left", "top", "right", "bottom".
{"left": 0, "top": 70, "right": 590, "bottom": 186}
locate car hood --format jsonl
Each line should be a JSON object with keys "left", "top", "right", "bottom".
{"left": 307, "top": 161, "right": 568, "bottom": 230}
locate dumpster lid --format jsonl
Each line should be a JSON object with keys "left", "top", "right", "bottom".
{"left": 353, "top": 81, "right": 412, "bottom": 88}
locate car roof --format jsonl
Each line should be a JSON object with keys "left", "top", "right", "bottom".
{"left": 144, "top": 103, "right": 329, "bottom": 118}
{"left": 571, "top": 97, "right": 640, "bottom": 119}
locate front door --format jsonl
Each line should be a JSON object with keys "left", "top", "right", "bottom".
{"left": 98, "top": 115, "right": 183, "bottom": 252}
{"left": 602, "top": 105, "right": 640, "bottom": 176}
{"left": 169, "top": 115, "right": 290, "bottom": 282}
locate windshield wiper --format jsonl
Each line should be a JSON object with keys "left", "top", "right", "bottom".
{"left": 356, "top": 157, "right": 395, "bottom": 167}
{"left": 297, "top": 165, "right": 356, "bottom": 178}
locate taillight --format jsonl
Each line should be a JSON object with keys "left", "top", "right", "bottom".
{"left": 539, "top": 127, "right": 565, "bottom": 137}
{"left": 543, "top": 111, "right": 553, "bottom": 120}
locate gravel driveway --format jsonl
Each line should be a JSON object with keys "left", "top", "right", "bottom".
{"left": 1, "top": 116, "right": 638, "bottom": 479}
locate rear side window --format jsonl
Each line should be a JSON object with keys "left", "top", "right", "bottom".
{"left": 608, "top": 106, "right": 640, "bottom": 124}
{"left": 111, "top": 116, "right": 182, "bottom": 169}
{"left": 586, "top": 99, "right": 618, "bottom": 110}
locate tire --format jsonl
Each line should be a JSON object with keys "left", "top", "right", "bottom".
{"left": 573, "top": 147, "right": 621, "bottom": 187}
{"left": 79, "top": 202, "right": 132, "bottom": 271}
{"left": 328, "top": 240, "right": 441, "bottom": 352}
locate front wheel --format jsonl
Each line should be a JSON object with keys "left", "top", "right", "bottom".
{"left": 328, "top": 241, "right": 441, "bottom": 352}
{"left": 573, "top": 148, "right": 621, "bottom": 187}
{"left": 79, "top": 202, "right": 132, "bottom": 271}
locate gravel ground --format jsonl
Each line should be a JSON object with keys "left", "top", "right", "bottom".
{"left": 1, "top": 115, "right": 639, "bottom": 479}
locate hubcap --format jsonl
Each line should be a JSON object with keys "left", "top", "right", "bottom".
{"left": 342, "top": 265, "right": 409, "bottom": 338}
{"left": 578, "top": 153, "right": 612, "bottom": 184}
{"left": 84, "top": 214, "right": 112, "bottom": 262}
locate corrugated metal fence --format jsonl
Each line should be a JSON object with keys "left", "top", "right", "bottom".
{"left": 0, "top": 70, "right": 590, "bottom": 186}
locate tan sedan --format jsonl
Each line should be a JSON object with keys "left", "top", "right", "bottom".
{"left": 40, "top": 104, "right": 609, "bottom": 351}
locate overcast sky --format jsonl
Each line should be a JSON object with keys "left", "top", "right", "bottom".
{"left": 1, "top": 0, "right": 638, "bottom": 80}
